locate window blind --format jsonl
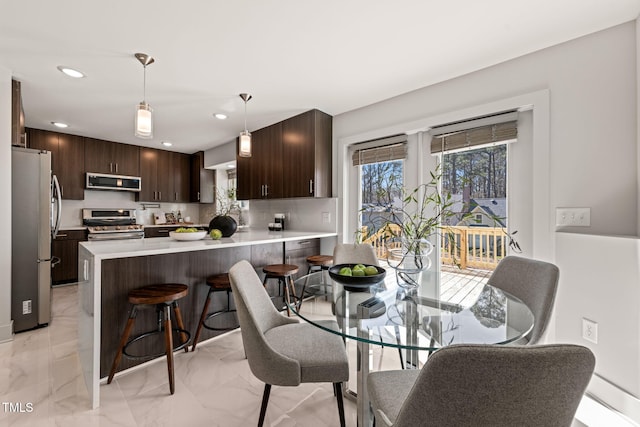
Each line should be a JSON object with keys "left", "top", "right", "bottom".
{"left": 430, "top": 111, "right": 518, "bottom": 154}
{"left": 352, "top": 134, "right": 408, "bottom": 166}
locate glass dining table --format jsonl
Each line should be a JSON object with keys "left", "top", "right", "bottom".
{"left": 289, "top": 268, "right": 535, "bottom": 427}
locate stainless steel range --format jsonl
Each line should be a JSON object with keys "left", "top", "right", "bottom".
{"left": 83, "top": 208, "right": 144, "bottom": 240}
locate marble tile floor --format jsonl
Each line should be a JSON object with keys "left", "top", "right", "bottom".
{"left": 0, "top": 285, "right": 365, "bottom": 427}
{"left": 0, "top": 284, "right": 636, "bottom": 427}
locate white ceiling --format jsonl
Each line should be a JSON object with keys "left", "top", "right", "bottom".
{"left": 2, "top": 1, "right": 639, "bottom": 154}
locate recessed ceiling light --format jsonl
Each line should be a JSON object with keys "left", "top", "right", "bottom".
{"left": 214, "top": 113, "right": 227, "bottom": 120}
{"left": 161, "top": 141, "right": 172, "bottom": 147}
{"left": 57, "top": 66, "right": 85, "bottom": 79}
{"left": 51, "top": 121, "right": 68, "bottom": 128}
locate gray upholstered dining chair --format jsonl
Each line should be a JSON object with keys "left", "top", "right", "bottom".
{"left": 487, "top": 255, "right": 559, "bottom": 344}
{"left": 367, "top": 343, "right": 595, "bottom": 427}
{"left": 228, "top": 260, "right": 349, "bottom": 427}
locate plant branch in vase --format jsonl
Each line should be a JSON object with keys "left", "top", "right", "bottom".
{"left": 360, "top": 165, "right": 519, "bottom": 288}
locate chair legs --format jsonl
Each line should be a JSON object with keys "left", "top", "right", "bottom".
{"left": 334, "top": 382, "right": 346, "bottom": 427}
{"left": 258, "top": 384, "right": 271, "bottom": 427}
{"left": 257, "top": 382, "right": 345, "bottom": 427}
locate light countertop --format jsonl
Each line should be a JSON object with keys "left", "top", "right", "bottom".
{"left": 79, "top": 229, "right": 337, "bottom": 260}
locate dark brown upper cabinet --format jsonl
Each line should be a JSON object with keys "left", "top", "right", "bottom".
{"left": 236, "top": 109, "right": 331, "bottom": 200}
{"left": 282, "top": 109, "right": 332, "bottom": 198}
{"left": 84, "top": 137, "right": 140, "bottom": 177}
{"left": 137, "top": 148, "right": 190, "bottom": 203}
{"left": 236, "top": 123, "right": 283, "bottom": 200}
{"left": 27, "top": 128, "right": 85, "bottom": 200}
{"left": 11, "top": 80, "right": 25, "bottom": 147}
{"left": 190, "top": 151, "right": 214, "bottom": 203}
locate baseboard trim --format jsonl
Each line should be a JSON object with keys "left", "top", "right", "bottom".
{"left": 588, "top": 373, "right": 640, "bottom": 425}
{"left": 0, "top": 321, "right": 14, "bottom": 343}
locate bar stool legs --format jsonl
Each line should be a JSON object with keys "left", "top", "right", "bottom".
{"left": 107, "top": 284, "right": 190, "bottom": 395}
{"left": 192, "top": 273, "right": 239, "bottom": 352}
{"left": 262, "top": 264, "right": 300, "bottom": 316}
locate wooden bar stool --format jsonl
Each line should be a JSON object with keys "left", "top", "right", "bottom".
{"left": 262, "top": 264, "right": 300, "bottom": 316}
{"left": 107, "top": 283, "right": 190, "bottom": 395}
{"left": 306, "top": 254, "right": 333, "bottom": 274}
{"left": 306, "top": 255, "right": 333, "bottom": 300}
{"left": 191, "top": 273, "right": 239, "bottom": 351}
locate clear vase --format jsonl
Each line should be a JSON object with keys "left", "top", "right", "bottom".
{"left": 386, "top": 237, "right": 434, "bottom": 289}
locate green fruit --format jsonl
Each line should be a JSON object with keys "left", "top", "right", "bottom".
{"left": 352, "top": 268, "right": 365, "bottom": 277}
{"left": 209, "top": 229, "right": 222, "bottom": 240}
{"left": 364, "top": 266, "right": 379, "bottom": 276}
{"left": 353, "top": 264, "right": 366, "bottom": 271}
{"left": 338, "top": 267, "right": 352, "bottom": 276}
{"left": 175, "top": 227, "right": 187, "bottom": 233}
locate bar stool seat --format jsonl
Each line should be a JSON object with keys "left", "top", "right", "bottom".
{"left": 306, "top": 255, "right": 333, "bottom": 273}
{"left": 191, "top": 273, "right": 239, "bottom": 351}
{"left": 262, "top": 264, "right": 300, "bottom": 316}
{"left": 107, "top": 283, "right": 190, "bottom": 395}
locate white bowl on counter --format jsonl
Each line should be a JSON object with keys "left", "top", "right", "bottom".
{"left": 169, "top": 230, "right": 207, "bottom": 241}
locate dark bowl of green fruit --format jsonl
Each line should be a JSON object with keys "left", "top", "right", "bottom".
{"left": 328, "top": 263, "right": 387, "bottom": 291}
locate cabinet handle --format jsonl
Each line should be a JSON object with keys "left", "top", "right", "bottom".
{"left": 197, "top": 191, "right": 200, "bottom": 201}
{"left": 158, "top": 229, "right": 169, "bottom": 234}
{"left": 158, "top": 191, "right": 161, "bottom": 200}
{"left": 115, "top": 163, "right": 118, "bottom": 173}
{"left": 309, "top": 179, "right": 313, "bottom": 194}
{"left": 175, "top": 192, "right": 178, "bottom": 201}
{"left": 56, "top": 234, "right": 68, "bottom": 238}
{"left": 264, "top": 185, "right": 269, "bottom": 197}
{"left": 60, "top": 185, "right": 64, "bottom": 197}
{"left": 298, "top": 240, "right": 311, "bottom": 245}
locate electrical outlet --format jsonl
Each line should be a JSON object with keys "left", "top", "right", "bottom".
{"left": 556, "top": 207, "right": 591, "bottom": 227}
{"left": 582, "top": 318, "right": 598, "bottom": 344}
{"left": 322, "top": 212, "right": 331, "bottom": 223}
{"left": 22, "top": 300, "right": 32, "bottom": 315}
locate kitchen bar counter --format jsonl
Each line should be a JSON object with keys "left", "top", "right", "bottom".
{"left": 81, "top": 229, "right": 335, "bottom": 259}
{"left": 78, "top": 229, "right": 336, "bottom": 409}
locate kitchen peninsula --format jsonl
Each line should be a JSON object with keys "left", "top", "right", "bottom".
{"left": 78, "top": 229, "right": 337, "bottom": 409}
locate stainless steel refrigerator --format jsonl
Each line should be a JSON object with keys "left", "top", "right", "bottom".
{"left": 11, "top": 147, "right": 62, "bottom": 332}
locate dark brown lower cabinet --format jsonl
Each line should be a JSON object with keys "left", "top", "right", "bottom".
{"left": 284, "top": 238, "right": 320, "bottom": 280}
{"left": 52, "top": 230, "right": 87, "bottom": 285}
{"left": 100, "top": 242, "right": 283, "bottom": 378}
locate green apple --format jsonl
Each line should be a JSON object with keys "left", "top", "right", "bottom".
{"left": 353, "top": 264, "right": 366, "bottom": 271}
{"left": 209, "top": 229, "right": 223, "bottom": 240}
{"left": 352, "top": 268, "right": 365, "bottom": 277}
{"left": 338, "top": 267, "right": 352, "bottom": 276}
{"left": 364, "top": 266, "right": 378, "bottom": 276}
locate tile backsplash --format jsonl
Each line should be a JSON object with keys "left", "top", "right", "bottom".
{"left": 59, "top": 190, "right": 337, "bottom": 233}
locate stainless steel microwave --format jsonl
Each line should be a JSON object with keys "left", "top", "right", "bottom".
{"left": 86, "top": 172, "right": 142, "bottom": 192}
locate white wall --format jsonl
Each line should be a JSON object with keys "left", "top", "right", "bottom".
{"left": 556, "top": 233, "right": 640, "bottom": 411}
{"left": 204, "top": 140, "right": 235, "bottom": 168}
{"left": 334, "top": 21, "right": 638, "bottom": 238}
{"left": 333, "top": 20, "right": 639, "bottom": 420}
{"left": 1, "top": 67, "right": 13, "bottom": 341}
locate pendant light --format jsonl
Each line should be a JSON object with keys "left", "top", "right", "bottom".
{"left": 238, "top": 93, "right": 252, "bottom": 157}
{"left": 134, "top": 53, "right": 155, "bottom": 139}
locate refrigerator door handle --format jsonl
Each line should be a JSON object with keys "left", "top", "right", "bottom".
{"left": 51, "top": 175, "right": 62, "bottom": 239}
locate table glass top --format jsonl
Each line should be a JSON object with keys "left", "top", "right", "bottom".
{"left": 291, "top": 269, "right": 534, "bottom": 351}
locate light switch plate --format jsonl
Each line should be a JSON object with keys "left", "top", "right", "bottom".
{"left": 556, "top": 207, "right": 590, "bottom": 227}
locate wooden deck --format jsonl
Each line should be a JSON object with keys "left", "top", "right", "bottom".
{"left": 377, "top": 261, "right": 492, "bottom": 308}
{"left": 440, "top": 265, "right": 492, "bottom": 307}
